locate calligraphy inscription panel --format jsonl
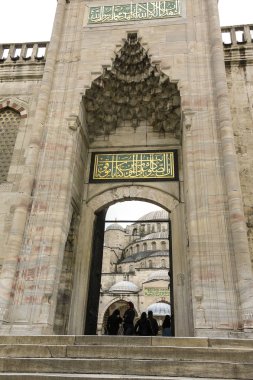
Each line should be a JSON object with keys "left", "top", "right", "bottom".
{"left": 88, "top": 0, "right": 181, "bottom": 24}
{"left": 144, "top": 288, "right": 170, "bottom": 297}
{"left": 90, "top": 150, "right": 178, "bottom": 182}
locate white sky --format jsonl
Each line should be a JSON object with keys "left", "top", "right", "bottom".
{"left": 0, "top": 0, "right": 252, "bottom": 43}
{"left": 106, "top": 201, "right": 163, "bottom": 224}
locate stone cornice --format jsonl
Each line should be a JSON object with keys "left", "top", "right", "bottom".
{"left": 221, "top": 24, "right": 253, "bottom": 65}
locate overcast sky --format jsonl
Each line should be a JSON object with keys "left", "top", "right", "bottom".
{"left": 0, "top": 0, "right": 252, "bottom": 43}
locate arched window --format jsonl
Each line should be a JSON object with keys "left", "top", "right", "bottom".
{"left": 136, "top": 244, "right": 140, "bottom": 253}
{"left": 129, "top": 265, "right": 134, "bottom": 272}
{"left": 151, "top": 241, "right": 156, "bottom": 251}
{"left": 143, "top": 242, "right": 147, "bottom": 251}
{"left": 161, "top": 259, "right": 166, "bottom": 268}
{"left": 0, "top": 107, "right": 21, "bottom": 183}
{"left": 133, "top": 228, "right": 138, "bottom": 236}
{"left": 118, "top": 266, "right": 122, "bottom": 273}
{"left": 161, "top": 241, "right": 166, "bottom": 250}
{"left": 148, "top": 260, "right": 152, "bottom": 268}
{"left": 140, "top": 224, "right": 145, "bottom": 236}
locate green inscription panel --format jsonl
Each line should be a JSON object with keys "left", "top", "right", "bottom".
{"left": 88, "top": 0, "right": 181, "bottom": 24}
{"left": 144, "top": 288, "right": 170, "bottom": 297}
{"left": 90, "top": 151, "right": 178, "bottom": 182}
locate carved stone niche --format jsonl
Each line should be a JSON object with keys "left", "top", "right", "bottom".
{"left": 83, "top": 33, "right": 181, "bottom": 140}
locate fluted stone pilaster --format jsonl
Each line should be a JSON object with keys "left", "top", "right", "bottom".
{"left": 0, "top": 0, "right": 67, "bottom": 326}
{"left": 207, "top": 0, "right": 253, "bottom": 329}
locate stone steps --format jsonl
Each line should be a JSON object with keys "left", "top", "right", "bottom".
{"left": 0, "top": 335, "right": 252, "bottom": 348}
{"left": 0, "top": 344, "right": 252, "bottom": 362}
{"left": 0, "top": 375, "right": 238, "bottom": 380}
{"left": 0, "top": 357, "right": 252, "bottom": 379}
{"left": 0, "top": 336, "right": 251, "bottom": 379}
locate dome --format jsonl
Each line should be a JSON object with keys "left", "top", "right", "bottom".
{"left": 106, "top": 223, "right": 125, "bottom": 232}
{"left": 140, "top": 231, "right": 168, "bottom": 240}
{"left": 138, "top": 209, "right": 169, "bottom": 222}
{"left": 109, "top": 280, "right": 139, "bottom": 293}
{"left": 146, "top": 270, "right": 169, "bottom": 282}
{"left": 146, "top": 302, "right": 171, "bottom": 316}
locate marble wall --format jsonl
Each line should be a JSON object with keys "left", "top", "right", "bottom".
{"left": 0, "top": 0, "right": 252, "bottom": 337}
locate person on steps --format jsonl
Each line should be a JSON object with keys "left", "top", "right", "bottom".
{"left": 123, "top": 301, "right": 135, "bottom": 335}
{"left": 134, "top": 311, "right": 152, "bottom": 336}
{"left": 107, "top": 309, "right": 122, "bottom": 335}
{"left": 147, "top": 310, "right": 159, "bottom": 336}
{"left": 162, "top": 314, "right": 172, "bottom": 336}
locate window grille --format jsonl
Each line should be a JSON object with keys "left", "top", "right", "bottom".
{"left": 0, "top": 108, "right": 20, "bottom": 183}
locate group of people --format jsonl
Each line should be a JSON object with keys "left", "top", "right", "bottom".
{"left": 106, "top": 301, "right": 172, "bottom": 336}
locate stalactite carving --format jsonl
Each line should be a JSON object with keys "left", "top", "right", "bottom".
{"left": 84, "top": 33, "right": 181, "bottom": 138}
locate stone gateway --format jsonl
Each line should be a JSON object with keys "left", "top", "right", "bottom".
{"left": 0, "top": 0, "right": 253, "bottom": 339}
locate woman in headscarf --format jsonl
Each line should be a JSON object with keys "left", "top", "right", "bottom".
{"left": 134, "top": 312, "right": 152, "bottom": 336}
{"left": 106, "top": 309, "right": 122, "bottom": 335}
{"left": 123, "top": 301, "right": 135, "bottom": 335}
{"left": 162, "top": 314, "right": 171, "bottom": 336}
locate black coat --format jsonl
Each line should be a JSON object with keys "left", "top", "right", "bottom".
{"left": 148, "top": 317, "right": 159, "bottom": 336}
{"left": 134, "top": 318, "right": 152, "bottom": 336}
{"left": 123, "top": 308, "right": 135, "bottom": 325}
{"left": 107, "top": 314, "right": 122, "bottom": 335}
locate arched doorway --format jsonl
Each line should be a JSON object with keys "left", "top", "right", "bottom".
{"left": 87, "top": 201, "right": 172, "bottom": 336}
{"left": 84, "top": 200, "right": 171, "bottom": 335}
{"left": 100, "top": 299, "right": 138, "bottom": 335}
{"left": 68, "top": 185, "right": 193, "bottom": 337}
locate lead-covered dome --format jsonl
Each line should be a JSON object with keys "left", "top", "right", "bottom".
{"left": 109, "top": 280, "right": 139, "bottom": 293}
{"left": 106, "top": 223, "right": 125, "bottom": 232}
{"left": 138, "top": 209, "right": 169, "bottom": 222}
{"left": 146, "top": 302, "right": 171, "bottom": 316}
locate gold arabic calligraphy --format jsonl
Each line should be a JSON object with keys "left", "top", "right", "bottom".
{"left": 144, "top": 288, "right": 170, "bottom": 297}
{"left": 92, "top": 152, "right": 175, "bottom": 181}
{"left": 88, "top": 0, "right": 181, "bottom": 24}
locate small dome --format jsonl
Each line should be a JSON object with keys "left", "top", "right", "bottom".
{"left": 146, "top": 270, "right": 169, "bottom": 282}
{"left": 147, "top": 302, "right": 171, "bottom": 316}
{"left": 109, "top": 280, "right": 139, "bottom": 293}
{"left": 138, "top": 210, "right": 169, "bottom": 222}
{"left": 106, "top": 223, "right": 125, "bottom": 232}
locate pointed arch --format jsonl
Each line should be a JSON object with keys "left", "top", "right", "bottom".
{"left": 0, "top": 99, "right": 27, "bottom": 118}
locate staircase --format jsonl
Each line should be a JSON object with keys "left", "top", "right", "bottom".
{"left": 0, "top": 335, "right": 252, "bottom": 379}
